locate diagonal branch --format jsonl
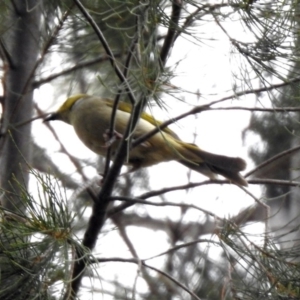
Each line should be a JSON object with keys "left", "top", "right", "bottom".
{"left": 68, "top": 98, "right": 145, "bottom": 299}
{"left": 73, "top": 0, "right": 136, "bottom": 105}
{"left": 32, "top": 54, "right": 122, "bottom": 88}
{"left": 67, "top": 1, "right": 141, "bottom": 297}
{"left": 103, "top": 22, "right": 139, "bottom": 178}
{"left": 92, "top": 257, "right": 202, "bottom": 300}
{"left": 132, "top": 77, "right": 300, "bottom": 149}
{"left": 160, "top": 0, "right": 182, "bottom": 65}
{"left": 245, "top": 145, "right": 300, "bottom": 178}
{"left": 108, "top": 178, "right": 300, "bottom": 216}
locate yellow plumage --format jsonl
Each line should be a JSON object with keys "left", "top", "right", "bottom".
{"left": 44, "top": 94, "right": 247, "bottom": 186}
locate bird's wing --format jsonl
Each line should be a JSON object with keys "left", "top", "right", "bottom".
{"left": 103, "top": 98, "right": 180, "bottom": 139}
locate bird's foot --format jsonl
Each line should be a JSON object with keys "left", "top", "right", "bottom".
{"left": 103, "top": 129, "right": 123, "bottom": 148}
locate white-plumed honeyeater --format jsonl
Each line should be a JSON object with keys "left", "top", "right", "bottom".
{"left": 44, "top": 94, "right": 247, "bottom": 186}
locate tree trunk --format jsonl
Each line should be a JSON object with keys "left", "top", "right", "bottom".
{"left": 0, "top": 0, "right": 41, "bottom": 212}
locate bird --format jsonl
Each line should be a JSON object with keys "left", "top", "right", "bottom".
{"left": 44, "top": 94, "right": 247, "bottom": 186}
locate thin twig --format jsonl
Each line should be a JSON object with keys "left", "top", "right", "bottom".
{"left": 143, "top": 262, "right": 201, "bottom": 300}
{"left": 33, "top": 54, "right": 122, "bottom": 88}
{"left": 27, "top": 6, "right": 74, "bottom": 92}
{"left": 108, "top": 178, "right": 300, "bottom": 216}
{"left": 132, "top": 77, "right": 300, "bottom": 149}
{"left": 91, "top": 258, "right": 202, "bottom": 300}
{"left": 109, "top": 195, "right": 224, "bottom": 220}
{"left": 103, "top": 20, "right": 139, "bottom": 178}
{"left": 240, "top": 186, "right": 270, "bottom": 249}
{"left": 36, "top": 105, "right": 89, "bottom": 182}
{"left": 175, "top": 3, "right": 231, "bottom": 41}
{"left": 73, "top": 0, "right": 136, "bottom": 104}
{"left": 144, "top": 239, "right": 220, "bottom": 261}
{"left": 111, "top": 215, "right": 144, "bottom": 298}
{"left": 209, "top": 106, "right": 300, "bottom": 112}
{"left": 245, "top": 145, "right": 300, "bottom": 177}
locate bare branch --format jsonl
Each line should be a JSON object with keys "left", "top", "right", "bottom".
{"left": 144, "top": 239, "right": 220, "bottom": 261}
{"left": 109, "top": 195, "right": 224, "bottom": 221}
{"left": 33, "top": 54, "right": 122, "bottom": 88}
{"left": 160, "top": 0, "right": 182, "bottom": 65}
{"left": 73, "top": 0, "right": 136, "bottom": 105}
{"left": 23, "top": 5, "right": 74, "bottom": 96}
{"left": 108, "top": 177, "right": 300, "bottom": 218}
{"left": 92, "top": 257, "right": 202, "bottom": 300}
{"left": 66, "top": 1, "right": 144, "bottom": 295}
{"left": 245, "top": 145, "right": 300, "bottom": 177}
{"left": 209, "top": 106, "right": 300, "bottom": 112}
{"left": 103, "top": 20, "right": 139, "bottom": 178}
{"left": 133, "top": 77, "right": 300, "bottom": 149}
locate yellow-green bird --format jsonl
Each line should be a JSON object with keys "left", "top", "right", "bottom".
{"left": 44, "top": 94, "right": 247, "bottom": 186}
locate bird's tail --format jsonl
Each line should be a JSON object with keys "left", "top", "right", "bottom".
{"left": 176, "top": 141, "right": 247, "bottom": 186}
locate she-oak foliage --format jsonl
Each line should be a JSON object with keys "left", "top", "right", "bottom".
{"left": 0, "top": 0, "right": 300, "bottom": 299}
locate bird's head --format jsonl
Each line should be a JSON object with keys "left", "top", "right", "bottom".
{"left": 44, "top": 94, "right": 89, "bottom": 124}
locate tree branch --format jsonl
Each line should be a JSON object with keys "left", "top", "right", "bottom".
{"left": 245, "top": 145, "right": 300, "bottom": 177}
{"left": 92, "top": 257, "right": 202, "bottom": 300}
{"left": 132, "top": 77, "right": 300, "bottom": 150}
{"left": 103, "top": 20, "right": 139, "bottom": 178}
{"left": 67, "top": 1, "right": 143, "bottom": 296}
{"left": 73, "top": 0, "right": 136, "bottom": 105}
{"left": 33, "top": 54, "right": 122, "bottom": 88}
{"left": 160, "top": 0, "right": 182, "bottom": 65}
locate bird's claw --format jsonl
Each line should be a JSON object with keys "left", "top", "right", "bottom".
{"left": 103, "top": 129, "right": 123, "bottom": 148}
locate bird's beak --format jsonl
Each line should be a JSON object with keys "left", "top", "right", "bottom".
{"left": 43, "top": 112, "right": 59, "bottom": 122}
